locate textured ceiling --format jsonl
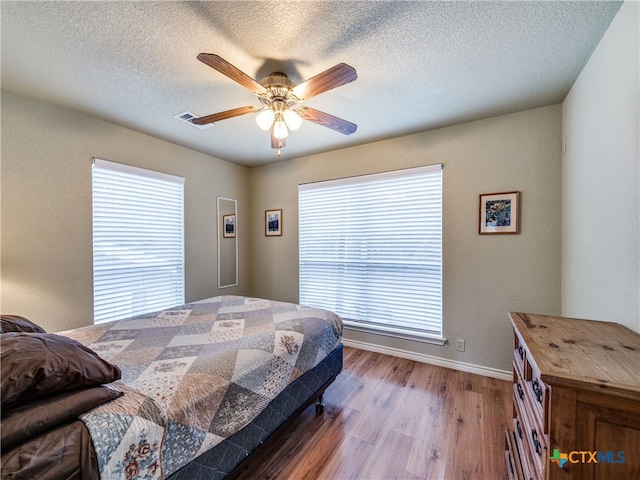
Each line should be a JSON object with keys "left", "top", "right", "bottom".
{"left": 1, "top": 1, "right": 623, "bottom": 167}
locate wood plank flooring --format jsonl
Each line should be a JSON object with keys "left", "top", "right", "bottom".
{"left": 236, "top": 347, "right": 513, "bottom": 480}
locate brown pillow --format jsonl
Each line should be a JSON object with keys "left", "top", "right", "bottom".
{"left": 0, "top": 314, "right": 46, "bottom": 334}
{"left": 1, "top": 386, "right": 122, "bottom": 452}
{"left": 0, "top": 332, "right": 121, "bottom": 409}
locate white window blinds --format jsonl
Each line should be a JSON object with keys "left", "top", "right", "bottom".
{"left": 299, "top": 164, "right": 443, "bottom": 340}
{"left": 92, "top": 158, "right": 185, "bottom": 324}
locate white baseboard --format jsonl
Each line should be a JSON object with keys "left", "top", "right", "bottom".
{"left": 342, "top": 338, "right": 512, "bottom": 382}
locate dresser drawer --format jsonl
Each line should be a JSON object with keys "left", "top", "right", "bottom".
{"left": 505, "top": 426, "right": 526, "bottom": 480}
{"left": 513, "top": 364, "right": 544, "bottom": 435}
{"left": 524, "top": 356, "right": 549, "bottom": 433}
{"left": 513, "top": 367, "right": 547, "bottom": 479}
{"left": 512, "top": 363, "right": 527, "bottom": 408}
{"left": 513, "top": 327, "right": 528, "bottom": 381}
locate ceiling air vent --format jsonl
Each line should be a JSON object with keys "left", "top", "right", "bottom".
{"left": 174, "top": 111, "right": 214, "bottom": 129}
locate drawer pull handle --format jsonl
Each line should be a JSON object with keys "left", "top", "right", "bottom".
{"left": 516, "top": 419, "right": 523, "bottom": 439}
{"left": 516, "top": 383, "right": 524, "bottom": 400}
{"left": 532, "top": 379, "right": 543, "bottom": 403}
{"left": 517, "top": 345, "right": 524, "bottom": 361}
{"left": 531, "top": 430, "right": 542, "bottom": 455}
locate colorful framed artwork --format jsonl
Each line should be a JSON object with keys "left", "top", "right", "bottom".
{"left": 479, "top": 191, "right": 520, "bottom": 234}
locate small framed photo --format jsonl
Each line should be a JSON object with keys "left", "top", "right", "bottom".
{"left": 265, "top": 209, "right": 282, "bottom": 236}
{"left": 479, "top": 191, "right": 520, "bottom": 234}
{"left": 223, "top": 214, "right": 236, "bottom": 238}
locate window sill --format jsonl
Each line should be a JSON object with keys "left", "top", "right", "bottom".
{"left": 343, "top": 320, "right": 446, "bottom": 346}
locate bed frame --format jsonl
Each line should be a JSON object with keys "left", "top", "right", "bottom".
{"left": 167, "top": 343, "right": 343, "bottom": 479}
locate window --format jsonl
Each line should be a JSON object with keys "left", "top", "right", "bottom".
{"left": 92, "top": 158, "right": 185, "bottom": 323}
{"left": 298, "top": 164, "right": 443, "bottom": 342}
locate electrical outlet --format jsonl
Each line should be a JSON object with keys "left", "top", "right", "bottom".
{"left": 456, "top": 339, "right": 465, "bottom": 352}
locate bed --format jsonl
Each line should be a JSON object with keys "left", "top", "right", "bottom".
{"left": 1, "top": 295, "right": 343, "bottom": 480}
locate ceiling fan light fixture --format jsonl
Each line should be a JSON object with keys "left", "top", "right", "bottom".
{"left": 283, "top": 109, "right": 302, "bottom": 131}
{"left": 256, "top": 109, "right": 275, "bottom": 131}
{"left": 273, "top": 116, "right": 289, "bottom": 139}
{"left": 194, "top": 54, "right": 357, "bottom": 155}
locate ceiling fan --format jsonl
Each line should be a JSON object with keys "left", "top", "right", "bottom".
{"left": 192, "top": 53, "right": 358, "bottom": 155}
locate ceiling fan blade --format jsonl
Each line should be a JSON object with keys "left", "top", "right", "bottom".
{"left": 197, "top": 53, "right": 267, "bottom": 95}
{"left": 191, "top": 106, "right": 255, "bottom": 125}
{"left": 299, "top": 107, "right": 357, "bottom": 135}
{"left": 291, "top": 63, "right": 357, "bottom": 100}
{"left": 271, "top": 132, "right": 286, "bottom": 149}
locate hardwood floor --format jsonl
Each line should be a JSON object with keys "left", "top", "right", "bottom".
{"left": 236, "top": 347, "right": 513, "bottom": 480}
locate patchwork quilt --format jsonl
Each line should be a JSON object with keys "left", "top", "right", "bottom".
{"left": 62, "top": 295, "right": 343, "bottom": 480}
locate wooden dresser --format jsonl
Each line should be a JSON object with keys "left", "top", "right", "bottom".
{"left": 505, "top": 312, "right": 640, "bottom": 480}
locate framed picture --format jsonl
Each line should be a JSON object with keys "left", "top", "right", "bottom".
{"left": 265, "top": 209, "right": 282, "bottom": 236}
{"left": 479, "top": 191, "right": 520, "bottom": 234}
{"left": 223, "top": 214, "right": 236, "bottom": 238}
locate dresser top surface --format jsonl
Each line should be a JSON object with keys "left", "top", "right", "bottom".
{"left": 509, "top": 312, "right": 640, "bottom": 396}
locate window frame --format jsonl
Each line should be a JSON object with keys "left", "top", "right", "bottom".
{"left": 91, "top": 158, "right": 185, "bottom": 324}
{"left": 298, "top": 164, "right": 444, "bottom": 345}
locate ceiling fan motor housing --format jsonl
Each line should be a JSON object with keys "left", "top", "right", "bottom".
{"left": 259, "top": 72, "right": 296, "bottom": 90}
{"left": 258, "top": 72, "right": 299, "bottom": 108}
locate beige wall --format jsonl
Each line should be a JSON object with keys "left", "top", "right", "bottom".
{"left": 562, "top": 0, "right": 640, "bottom": 332}
{"left": 1, "top": 90, "right": 250, "bottom": 332}
{"left": 249, "top": 105, "right": 562, "bottom": 372}
{"left": 1, "top": 89, "right": 562, "bottom": 373}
